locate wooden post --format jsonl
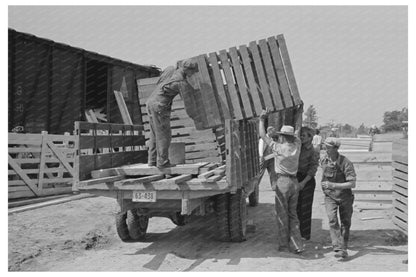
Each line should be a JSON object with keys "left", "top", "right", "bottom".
{"left": 38, "top": 131, "right": 48, "bottom": 192}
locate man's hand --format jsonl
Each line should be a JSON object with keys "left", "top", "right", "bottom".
{"left": 260, "top": 107, "right": 271, "bottom": 121}
{"left": 298, "top": 180, "right": 306, "bottom": 190}
{"left": 321, "top": 181, "right": 335, "bottom": 190}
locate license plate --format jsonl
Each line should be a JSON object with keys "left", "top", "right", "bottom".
{"left": 132, "top": 191, "right": 156, "bottom": 202}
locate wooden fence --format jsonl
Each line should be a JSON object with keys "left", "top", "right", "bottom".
{"left": 73, "top": 122, "right": 147, "bottom": 184}
{"left": 8, "top": 132, "right": 76, "bottom": 199}
{"left": 392, "top": 139, "right": 408, "bottom": 234}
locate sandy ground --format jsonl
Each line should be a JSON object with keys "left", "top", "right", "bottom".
{"left": 8, "top": 167, "right": 408, "bottom": 272}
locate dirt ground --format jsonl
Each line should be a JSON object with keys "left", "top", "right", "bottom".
{"left": 8, "top": 166, "right": 408, "bottom": 271}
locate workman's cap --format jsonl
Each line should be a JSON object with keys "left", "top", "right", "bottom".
{"left": 324, "top": 137, "right": 341, "bottom": 148}
{"left": 276, "top": 125, "right": 295, "bottom": 137}
{"left": 182, "top": 58, "right": 198, "bottom": 70}
{"left": 267, "top": 126, "right": 275, "bottom": 132}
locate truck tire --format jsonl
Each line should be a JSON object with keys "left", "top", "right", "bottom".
{"left": 169, "top": 212, "right": 186, "bottom": 226}
{"left": 229, "top": 189, "right": 247, "bottom": 242}
{"left": 248, "top": 183, "right": 259, "bottom": 207}
{"left": 115, "top": 211, "right": 131, "bottom": 242}
{"left": 127, "top": 209, "right": 149, "bottom": 241}
{"left": 214, "top": 193, "right": 231, "bottom": 242}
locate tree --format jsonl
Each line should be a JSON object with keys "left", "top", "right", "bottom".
{"left": 382, "top": 107, "right": 408, "bottom": 132}
{"left": 357, "top": 123, "right": 367, "bottom": 134}
{"left": 303, "top": 105, "right": 318, "bottom": 129}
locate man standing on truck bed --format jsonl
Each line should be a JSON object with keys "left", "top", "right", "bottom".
{"left": 259, "top": 108, "right": 304, "bottom": 254}
{"left": 146, "top": 59, "right": 199, "bottom": 168}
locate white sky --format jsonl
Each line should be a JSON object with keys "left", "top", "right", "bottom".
{"left": 7, "top": 5, "right": 408, "bottom": 127}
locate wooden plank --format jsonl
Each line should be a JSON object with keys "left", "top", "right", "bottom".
{"left": 108, "top": 179, "right": 230, "bottom": 192}
{"left": 115, "top": 175, "right": 165, "bottom": 187}
{"left": 393, "top": 208, "right": 408, "bottom": 223}
{"left": 267, "top": 36, "right": 293, "bottom": 108}
{"left": 392, "top": 191, "right": 408, "bottom": 205}
{"left": 353, "top": 181, "right": 392, "bottom": 191}
{"left": 219, "top": 49, "right": 244, "bottom": 119}
{"left": 393, "top": 184, "right": 408, "bottom": 197}
{"left": 393, "top": 170, "right": 408, "bottom": 181}
{"left": 8, "top": 154, "right": 38, "bottom": 196}
{"left": 276, "top": 34, "right": 302, "bottom": 105}
{"left": 354, "top": 201, "right": 392, "bottom": 210}
{"left": 208, "top": 52, "right": 232, "bottom": 120}
{"left": 196, "top": 54, "right": 222, "bottom": 127}
{"left": 392, "top": 216, "right": 408, "bottom": 234}
{"left": 239, "top": 45, "right": 263, "bottom": 116}
{"left": 47, "top": 141, "right": 75, "bottom": 177}
{"left": 392, "top": 161, "right": 408, "bottom": 173}
{"left": 249, "top": 41, "right": 274, "bottom": 110}
{"left": 8, "top": 194, "right": 96, "bottom": 214}
{"left": 114, "top": 90, "right": 133, "bottom": 124}
{"left": 393, "top": 177, "right": 408, "bottom": 189}
{"left": 206, "top": 175, "right": 224, "bottom": 183}
{"left": 78, "top": 175, "right": 126, "bottom": 187}
{"left": 239, "top": 121, "right": 248, "bottom": 183}
{"left": 353, "top": 192, "right": 392, "bottom": 201}
{"left": 233, "top": 120, "right": 242, "bottom": 190}
{"left": 393, "top": 199, "right": 408, "bottom": 214}
{"left": 229, "top": 47, "right": 254, "bottom": 118}
{"left": 341, "top": 152, "right": 392, "bottom": 163}
{"left": 355, "top": 168, "right": 392, "bottom": 181}
{"left": 258, "top": 39, "right": 281, "bottom": 111}
{"left": 120, "top": 163, "right": 206, "bottom": 175}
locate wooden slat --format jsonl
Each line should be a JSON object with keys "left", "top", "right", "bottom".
{"left": 393, "top": 208, "right": 408, "bottom": 222}
{"left": 393, "top": 170, "right": 408, "bottom": 182}
{"left": 258, "top": 39, "right": 281, "bottom": 111}
{"left": 114, "top": 90, "right": 133, "bottom": 125}
{"left": 392, "top": 161, "right": 408, "bottom": 173}
{"left": 392, "top": 216, "right": 408, "bottom": 233}
{"left": 78, "top": 175, "right": 126, "bottom": 187}
{"left": 353, "top": 192, "right": 392, "bottom": 201}
{"left": 47, "top": 141, "right": 75, "bottom": 177}
{"left": 239, "top": 45, "right": 263, "bottom": 116}
{"left": 196, "top": 55, "right": 222, "bottom": 127}
{"left": 249, "top": 41, "right": 274, "bottom": 110}
{"left": 393, "top": 177, "right": 408, "bottom": 189}
{"left": 229, "top": 47, "right": 254, "bottom": 118}
{"left": 219, "top": 49, "right": 244, "bottom": 119}
{"left": 354, "top": 201, "right": 392, "bottom": 210}
{"left": 392, "top": 184, "right": 408, "bottom": 197}
{"left": 393, "top": 199, "right": 408, "bottom": 214}
{"left": 8, "top": 154, "right": 38, "bottom": 196}
{"left": 353, "top": 181, "right": 392, "bottom": 191}
{"left": 208, "top": 52, "right": 232, "bottom": 120}
{"left": 392, "top": 191, "right": 407, "bottom": 205}
{"left": 115, "top": 175, "right": 165, "bottom": 187}
{"left": 276, "top": 34, "right": 302, "bottom": 105}
{"left": 267, "top": 36, "right": 293, "bottom": 108}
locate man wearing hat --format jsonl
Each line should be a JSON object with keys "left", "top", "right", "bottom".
{"left": 146, "top": 59, "right": 199, "bottom": 168}
{"left": 259, "top": 108, "right": 304, "bottom": 254}
{"left": 320, "top": 137, "right": 357, "bottom": 259}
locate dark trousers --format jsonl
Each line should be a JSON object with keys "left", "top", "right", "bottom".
{"left": 324, "top": 194, "right": 354, "bottom": 250}
{"left": 296, "top": 173, "right": 316, "bottom": 240}
{"left": 147, "top": 106, "right": 171, "bottom": 166}
{"left": 272, "top": 175, "right": 303, "bottom": 251}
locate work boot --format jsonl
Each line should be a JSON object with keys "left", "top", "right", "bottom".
{"left": 334, "top": 249, "right": 348, "bottom": 259}
{"left": 157, "top": 161, "right": 176, "bottom": 169}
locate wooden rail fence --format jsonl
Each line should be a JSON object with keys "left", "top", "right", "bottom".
{"left": 8, "top": 132, "right": 76, "bottom": 199}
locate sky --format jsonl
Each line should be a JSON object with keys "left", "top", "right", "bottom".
{"left": 7, "top": 5, "right": 408, "bottom": 127}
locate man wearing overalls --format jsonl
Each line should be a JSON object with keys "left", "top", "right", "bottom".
{"left": 320, "top": 137, "right": 357, "bottom": 259}
{"left": 146, "top": 59, "right": 199, "bottom": 168}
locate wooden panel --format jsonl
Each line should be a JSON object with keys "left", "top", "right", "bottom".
{"left": 341, "top": 152, "right": 392, "bottom": 163}
{"left": 393, "top": 170, "right": 408, "bottom": 181}
{"left": 353, "top": 181, "right": 392, "bottom": 191}
{"left": 196, "top": 55, "right": 222, "bottom": 127}
{"left": 258, "top": 39, "right": 281, "bottom": 111}
{"left": 355, "top": 167, "right": 392, "bottom": 181}
{"left": 267, "top": 36, "right": 292, "bottom": 108}
{"left": 208, "top": 52, "right": 232, "bottom": 120}
{"left": 219, "top": 49, "right": 244, "bottom": 119}
{"left": 239, "top": 45, "right": 263, "bottom": 116}
{"left": 229, "top": 47, "right": 254, "bottom": 118}
{"left": 392, "top": 161, "right": 408, "bottom": 173}
{"left": 276, "top": 35, "right": 302, "bottom": 105}
{"left": 353, "top": 192, "right": 392, "bottom": 201}
{"left": 249, "top": 41, "right": 274, "bottom": 110}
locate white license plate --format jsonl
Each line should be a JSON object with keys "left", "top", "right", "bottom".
{"left": 132, "top": 191, "right": 156, "bottom": 202}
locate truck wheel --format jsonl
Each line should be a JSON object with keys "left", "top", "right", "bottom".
{"left": 115, "top": 211, "right": 131, "bottom": 242}
{"left": 229, "top": 189, "right": 247, "bottom": 242}
{"left": 248, "top": 183, "right": 259, "bottom": 207}
{"left": 170, "top": 212, "right": 187, "bottom": 226}
{"left": 127, "top": 209, "right": 149, "bottom": 241}
{"left": 214, "top": 193, "right": 231, "bottom": 242}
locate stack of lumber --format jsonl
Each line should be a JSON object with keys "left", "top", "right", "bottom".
{"left": 391, "top": 139, "right": 408, "bottom": 234}
{"left": 341, "top": 151, "right": 393, "bottom": 210}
